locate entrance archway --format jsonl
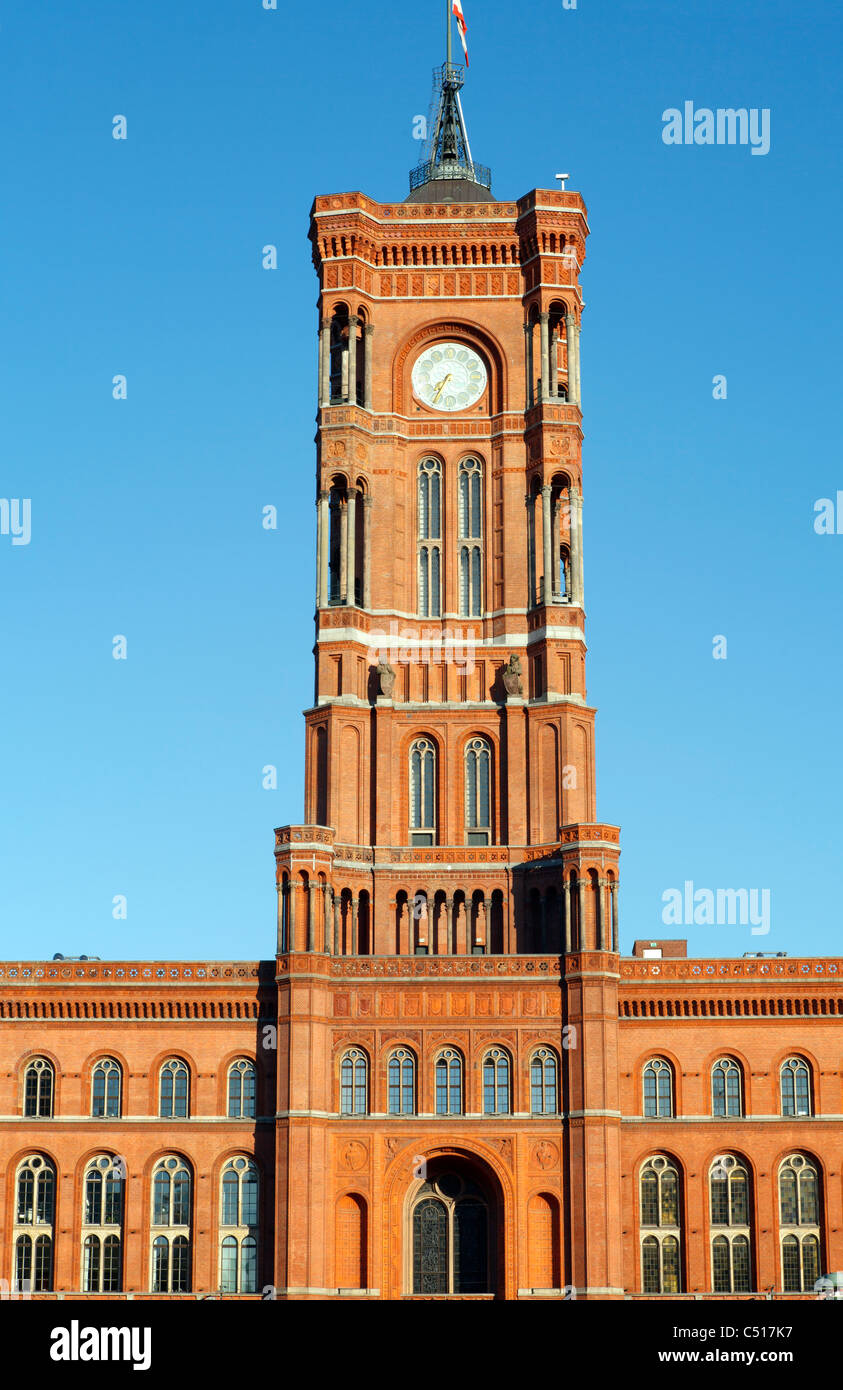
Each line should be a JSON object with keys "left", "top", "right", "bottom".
{"left": 407, "top": 1157, "right": 496, "bottom": 1295}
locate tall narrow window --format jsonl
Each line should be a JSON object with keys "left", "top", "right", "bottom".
{"left": 412, "top": 1173, "right": 491, "bottom": 1296}
{"left": 418, "top": 458, "right": 442, "bottom": 617}
{"left": 780, "top": 1058, "right": 812, "bottom": 1117}
{"left": 227, "top": 1060, "right": 257, "bottom": 1119}
{"left": 219, "top": 1158, "right": 259, "bottom": 1293}
{"left": 779, "top": 1154, "right": 821, "bottom": 1292}
{"left": 91, "top": 1059, "right": 121, "bottom": 1118}
{"left": 640, "top": 1156, "right": 682, "bottom": 1293}
{"left": 709, "top": 1156, "right": 752, "bottom": 1293}
{"left": 409, "top": 738, "right": 437, "bottom": 846}
{"left": 159, "top": 1059, "right": 189, "bottom": 1119}
{"left": 14, "top": 1156, "right": 55, "bottom": 1292}
{"left": 458, "top": 457, "right": 483, "bottom": 617}
{"left": 82, "top": 1156, "right": 124, "bottom": 1292}
{"left": 643, "top": 1059, "right": 674, "bottom": 1118}
{"left": 435, "top": 1050, "right": 463, "bottom": 1116}
{"left": 711, "top": 1058, "right": 742, "bottom": 1118}
{"left": 150, "top": 1158, "right": 192, "bottom": 1293}
{"left": 388, "top": 1049, "right": 416, "bottom": 1115}
{"left": 23, "top": 1058, "right": 53, "bottom": 1118}
{"left": 530, "top": 1048, "right": 559, "bottom": 1116}
{"left": 482, "top": 1049, "right": 511, "bottom": 1115}
{"left": 340, "top": 1049, "right": 369, "bottom": 1116}
{"left": 465, "top": 737, "right": 492, "bottom": 846}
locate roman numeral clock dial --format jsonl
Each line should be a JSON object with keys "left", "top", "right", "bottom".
{"left": 412, "top": 341, "right": 487, "bottom": 411}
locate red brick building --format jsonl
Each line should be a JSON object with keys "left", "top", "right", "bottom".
{"left": 1, "top": 56, "right": 840, "bottom": 1303}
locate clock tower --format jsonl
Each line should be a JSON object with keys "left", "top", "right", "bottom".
{"left": 273, "top": 34, "right": 624, "bottom": 1299}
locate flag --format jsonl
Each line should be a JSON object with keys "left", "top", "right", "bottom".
{"left": 452, "top": 0, "right": 469, "bottom": 65}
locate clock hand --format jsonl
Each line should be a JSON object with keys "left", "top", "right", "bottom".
{"left": 431, "top": 374, "right": 452, "bottom": 403}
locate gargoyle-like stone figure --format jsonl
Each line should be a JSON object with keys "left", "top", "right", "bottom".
{"left": 502, "top": 653, "right": 523, "bottom": 697}
{"left": 377, "top": 660, "right": 396, "bottom": 697}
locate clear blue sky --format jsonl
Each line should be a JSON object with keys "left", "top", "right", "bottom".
{"left": 1, "top": 0, "right": 841, "bottom": 962}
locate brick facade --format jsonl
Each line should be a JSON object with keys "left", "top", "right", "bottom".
{"left": 1, "top": 167, "right": 839, "bottom": 1303}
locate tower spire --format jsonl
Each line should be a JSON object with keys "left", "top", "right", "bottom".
{"left": 407, "top": 3, "right": 490, "bottom": 202}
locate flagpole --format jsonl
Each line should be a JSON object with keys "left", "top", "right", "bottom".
{"left": 446, "top": 0, "right": 452, "bottom": 66}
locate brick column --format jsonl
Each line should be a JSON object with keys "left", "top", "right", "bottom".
{"left": 539, "top": 312, "right": 550, "bottom": 401}
{"left": 347, "top": 314, "right": 358, "bottom": 404}
{"left": 541, "top": 485, "right": 552, "bottom": 606}
{"left": 550, "top": 325, "right": 559, "bottom": 399}
{"left": 565, "top": 312, "right": 577, "bottom": 405}
{"left": 363, "top": 324, "right": 374, "bottom": 410}
{"left": 362, "top": 494, "right": 372, "bottom": 609}
{"left": 317, "top": 492, "right": 329, "bottom": 608}
{"left": 319, "top": 318, "right": 330, "bottom": 406}
{"left": 564, "top": 957, "right": 624, "bottom": 1298}
{"left": 345, "top": 488, "right": 357, "bottom": 607}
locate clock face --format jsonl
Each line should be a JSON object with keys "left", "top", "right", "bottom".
{"left": 412, "top": 341, "right": 487, "bottom": 412}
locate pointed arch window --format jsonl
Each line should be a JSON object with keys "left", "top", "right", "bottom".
{"left": 418, "top": 458, "right": 442, "bottom": 617}
{"left": 409, "top": 738, "right": 437, "bottom": 846}
{"left": 227, "top": 1059, "right": 257, "bottom": 1118}
{"left": 482, "top": 1048, "right": 511, "bottom": 1115}
{"left": 220, "top": 1158, "right": 259, "bottom": 1293}
{"left": 92, "top": 1059, "right": 122, "bottom": 1118}
{"left": 465, "top": 737, "right": 491, "bottom": 845}
{"left": 643, "top": 1058, "right": 674, "bottom": 1118}
{"left": 150, "top": 1158, "right": 191, "bottom": 1293}
{"left": 340, "top": 1048, "right": 369, "bottom": 1116}
{"left": 159, "top": 1058, "right": 189, "bottom": 1118}
{"left": 388, "top": 1049, "right": 416, "bottom": 1115}
{"left": 458, "top": 457, "right": 483, "bottom": 617}
{"left": 530, "top": 1048, "right": 559, "bottom": 1115}
{"left": 23, "top": 1058, "right": 53, "bottom": 1118}
{"left": 14, "top": 1156, "right": 55, "bottom": 1292}
{"left": 82, "top": 1156, "right": 124, "bottom": 1292}
{"left": 640, "top": 1156, "right": 682, "bottom": 1293}
{"left": 711, "top": 1058, "right": 742, "bottom": 1118}
{"left": 709, "top": 1156, "right": 752, "bottom": 1293}
{"left": 435, "top": 1049, "right": 463, "bottom": 1115}
{"left": 780, "top": 1057, "right": 812, "bottom": 1117}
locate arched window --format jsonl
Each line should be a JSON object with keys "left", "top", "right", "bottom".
{"left": 780, "top": 1057, "right": 812, "bottom": 1117}
{"left": 23, "top": 1058, "right": 53, "bottom": 1118}
{"left": 82, "top": 1156, "right": 124, "bottom": 1292}
{"left": 640, "top": 1156, "right": 682, "bottom": 1293}
{"left": 465, "top": 737, "right": 492, "bottom": 845}
{"left": 709, "top": 1156, "right": 751, "bottom": 1293}
{"left": 411, "top": 1171, "right": 492, "bottom": 1295}
{"left": 91, "top": 1059, "right": 121, "bottom": 1118}
{"left": 435, "top": 1049, "right": 463, "bottom": 1116}
{"left": 14, "top": 1155, "right": 55, "bottom": 1292}
{"left": 643, "top": 1059, "right": 674, "bottom": 1118}
{"left": 418, "top": 458, "right": 442, "bottom": 617}
{"left": 227, "top": 1059, "right": 257, "bottom": 1119}
{"left": 779, "top": 1154, "right": 821, "bottom": 1292}
{"left": 388, "top": 1049, "right": 416, "bottom": 1116}
{"left": 530, "top": 1048, "right": 559, "bottom": 1116}
{"left": 711, "top": 1058, "right": 742, "bottom": 1118}
{"left": 483, "top": 1048, "right": 511, "bottom": 1115}
{"left": 340, "top": 1049, "right": 368, "bottom": 1116}
{"left": 220, "top": 1158, "right": 259, "bottom": 1293}
{"left": 458, "top": 457, "right": 483, "bottom": 617}
{"left": 409, "top": 738, "right": 437, "bottom": 846}
{"left": 150, "top": 1158, "right": 191, "bottom": 1293}
{"left": 159, "top": 1059, "right": 189, "bottom": 1119}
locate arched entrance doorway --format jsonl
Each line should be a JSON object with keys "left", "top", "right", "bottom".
{"left": 408, "top": 1158, "right": 496, "bottom": 1295}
